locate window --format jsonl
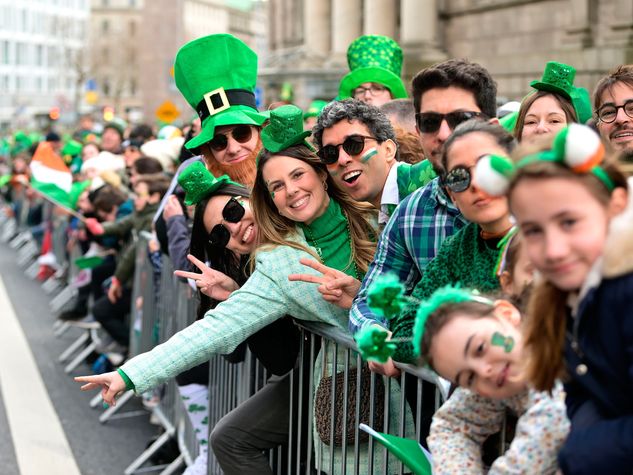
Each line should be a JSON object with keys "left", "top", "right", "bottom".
{"left": 102, "top": 19, "right": 109, "bottom": 34}
{"left": 129, "top": 20, "right": 136, "bottom": 36}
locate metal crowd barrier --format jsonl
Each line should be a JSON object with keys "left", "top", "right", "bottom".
{"left": 0, "top": 202, "right": 465, "bottom": 475}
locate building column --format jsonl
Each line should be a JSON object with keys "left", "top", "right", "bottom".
{"left": 363, "top": 0, "right": 396, "bottom": 37}
{"left": 331, "top": 0, "right": 362, "bottom": 55}
{"left": 400, "top": 0, "right": 445, "bottom": 72}
{"left": 304, "top": 0, "right": 330, "bottom": 55}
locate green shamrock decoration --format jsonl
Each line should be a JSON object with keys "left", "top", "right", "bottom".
{"left": 355, "top": 326, "right": 397, "bottom": 363}
{"left": 491, "top": 331, "right": 515, "bottom": 353}
{"left": 367, "top": 273, "right": 407, "bottom": 319}
{"left": 188, "top": 403, "right": 206, "bottom": 413}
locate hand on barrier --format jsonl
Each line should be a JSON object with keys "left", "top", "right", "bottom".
{"left": 368, "top": 358, "right": 401, "bottom": 378}
{"left": 162, "top": 195, "right": 184, "bottom": 220}
{"left": 174, "top": 254, "right": 239, "bottom": 301}
{"left": 108, "top": 277, "right": 122, "bottom": 303}
{"left": 85, "top": 217, "right": 105, "bottom": 236}
{"left": 75, "top": 371, "right": 126, "bottom": 406}
{"left": 288, "top": 258, "right": 361, "bottom": 310}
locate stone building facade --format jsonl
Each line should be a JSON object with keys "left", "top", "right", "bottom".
{"left": 91, "top": 0, "right": 266, "bottom": 124}
{"left": 262, "top": 0, "right": 633, "bottom": 107}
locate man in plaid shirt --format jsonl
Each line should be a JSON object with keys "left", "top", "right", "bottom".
{"left": 349, "top": 59, "right": 499, "bottom": 376}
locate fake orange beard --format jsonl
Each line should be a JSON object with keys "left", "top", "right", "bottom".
{"left": 203, "top": 141, "right": 261, "bottom": 188}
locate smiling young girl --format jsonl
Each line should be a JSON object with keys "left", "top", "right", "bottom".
{"left": 475, "top": 123, "right": 632, "bottom": 474}
{"left": 407, "top": 285, "right": 569, "bottom": 474}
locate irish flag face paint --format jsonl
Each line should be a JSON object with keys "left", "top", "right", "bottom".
{"left": 361, "top": 147, "right": 378, "bottom": 163}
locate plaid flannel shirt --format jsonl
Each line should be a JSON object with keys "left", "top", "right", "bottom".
{"left": 349, "top": 177, "right": 467, "bottom": 334}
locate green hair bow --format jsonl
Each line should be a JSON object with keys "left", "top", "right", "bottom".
{"left": 177, "top": 161, "right": 241, "bottom": 206}
{"left": 474, "top": 124, "right": 614, "bottom": 197}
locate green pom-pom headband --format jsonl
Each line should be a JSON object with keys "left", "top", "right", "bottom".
{"left": 355, "top": 276, "right": 493, "bottom": 363}
{"left": 412, "top": 286, "right": 493, "bottom": 358}
{"left": 474, "top": 124, "right": 614, "bottom": 197}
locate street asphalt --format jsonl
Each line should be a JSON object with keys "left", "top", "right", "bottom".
{"left": 0, "top": 241, "right": 161, "bottom": 474}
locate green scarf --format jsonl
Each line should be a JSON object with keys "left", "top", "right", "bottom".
{"left": 298, "top": 199, "right": 361, "bottom": 279}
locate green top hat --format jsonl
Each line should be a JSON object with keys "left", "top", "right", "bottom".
{"left": 338, "top": 35, "right": 407, "bottom": 100}
{"left": 530, "top": 61, "right": 592, "bottom": 124}
{"left": 304, "top": 100, "right": 328, "bottom": 120}
{"left": 174, "top": 34, "right": 267, "bottom": 150}
{"left": 260, "top": 105, "right": 314, "bottom": 153}
{"left": 177, "top": 161, "right": 242, "bottom": 206}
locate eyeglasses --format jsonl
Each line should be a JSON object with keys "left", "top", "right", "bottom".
{"left": 595, "top": 100, "right": 633, "bottom": 124}
{"left": 208, "top": 197, "right": 245, "bottom": 248}
{"left": 415, "top": 111, "right": 483, "bottom": 133}
{"left": 208, "top": 125, "right": 253, "bottom": 152}
{"left": 317, "top": 135, "right": 377, "bottom": 165}
{"left": 352, "top": 84, "right": 389, "bottom": 98}
{"left": 444, "top": 165, "right": 474, "bottom": 193}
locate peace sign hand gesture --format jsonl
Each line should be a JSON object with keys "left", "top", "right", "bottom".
{"left": 174, "top": 254, "right": 240, "bottom": 302}
{"left": 288, "top": 257, "right": 361, "bottom": 310}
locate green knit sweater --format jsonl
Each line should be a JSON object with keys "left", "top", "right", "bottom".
{"left": 390, "top": 222, "right": 503, "bottom": 363}
{"left": 298, "top": 198, "right": 362, "bottom": 280}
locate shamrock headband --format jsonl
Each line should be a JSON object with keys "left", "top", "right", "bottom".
{"left": 177, "top": 161, "right": 242, "bottom": 206}
{"left": 475, "top": 124, "right": 614, "bottom": 196}
{"left": 353, "top": 276, "right": 492, "bottom": 363}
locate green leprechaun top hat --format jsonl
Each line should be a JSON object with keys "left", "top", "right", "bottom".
{"left": 260, "top": 105, "right": 314, "bottom": 153}
{"left": 338, "top": 35, "right": 407, "bottom": 100}
{"left": 174, "top": 34, "right": 268, "bottom": 150}
{"left": 530, "top": 61, "right": 593, "bottom": 124}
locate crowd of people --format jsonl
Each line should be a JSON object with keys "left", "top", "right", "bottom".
{"left": 1, "top": 30, "right": 632, "bottom": 474}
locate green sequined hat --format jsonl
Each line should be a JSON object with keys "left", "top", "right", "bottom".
{"left": 304, "top": 100, "right": 329, "bottom": 120}
{"left": 260, "top": 104, "right": 314, "bottom": 153}
{"left": 338, "top": 35, "right": 407, "bottom": 100}
{"left": 174, "top": 34, "right": 268, "bottom": 150}
{"left": 177, "top": 161, "right": 241, "bottom": 206}
{"left": 529, "top": 61, "right": 592, "bottom": 124}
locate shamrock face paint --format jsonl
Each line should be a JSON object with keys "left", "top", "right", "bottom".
{"left": 491, "top": 331, "right": 515, "bottom": 353}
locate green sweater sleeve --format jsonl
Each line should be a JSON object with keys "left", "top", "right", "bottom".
{"left": 117, "top": 368, "right": 135, "bottom": 391}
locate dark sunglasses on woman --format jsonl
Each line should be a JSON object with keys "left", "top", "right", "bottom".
{"left": 443, "top": 166, "right": 475, "bottom": 193}
{"left": 415, "top": 111, "right": 483, "bottom": 134}
{"left": 208, "top": 197, "right": 246, "bottom": 248}
{"left": 317, "top": 134, "right": 376, "bottom": 165}
{"left": 208, "top": 125, "right": 253, "bottom": 152}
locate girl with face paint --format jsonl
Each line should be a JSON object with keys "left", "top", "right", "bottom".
{"left": 414, "top": 286, "right": 568, "bottom": 474}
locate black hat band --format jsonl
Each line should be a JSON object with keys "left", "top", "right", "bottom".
{"left": 196, "top": 88, "right": 257, "bottom": 121}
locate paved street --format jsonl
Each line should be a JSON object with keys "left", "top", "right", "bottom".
{"left": 0, "top": 241, "right": 158, "bottom": 475}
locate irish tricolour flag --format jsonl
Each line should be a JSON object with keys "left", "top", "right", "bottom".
{"left": 30, "top": 141, "right": 73, "bottom": 208}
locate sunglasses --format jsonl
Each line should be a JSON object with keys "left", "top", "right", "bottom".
{"left": 415, "top": 111, "right": 483, "bottom": 133}
{"left": 444, "top": 166, "right": 474, "bottom": 193}
{"left": 317, "top": 134, "right": 377, "bottom": 165}
{"left": 208, "top": 197, "right": 245, "bottom": 248}
{"left": 208, "top": 125, "right": 253, "bottom": 152}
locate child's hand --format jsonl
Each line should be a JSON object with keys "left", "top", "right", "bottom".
{"left": 85, "top": 217, "right": 105, "bottom": 236}
{"left": 75, "top": 371, "right": 127, "bottom": 406}
{"left": 108, "top": 277, "right": 122, "bottom": 303}
{"left": 288, "top": 258, "right": 361, "bottom": 309}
